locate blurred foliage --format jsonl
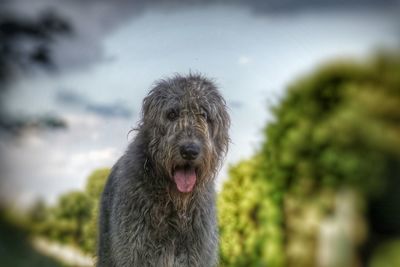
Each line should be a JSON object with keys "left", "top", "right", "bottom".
{"left": 370, "top": 240, "right": 400, "bottom": 267}
{"left": 218, "top": 157, "right": 284, "bottom": 267}
{"left": 0, "top": 208, "right": 66, "bottom": 267}
{"left": 218, "top": 51, "right": 400, "bottom": 267}
{"left": 83, "top": 168, "right": 110, "bottom": 253}
{"left": 29, "top": 168, "right": 110, "bottom": 255}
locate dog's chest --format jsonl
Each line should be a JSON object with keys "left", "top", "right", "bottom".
{"left": 149, "top": 204, "right": 197, "bottom": 238}
{"left": 146, "top": 207, "right": 202, "bottom": 263}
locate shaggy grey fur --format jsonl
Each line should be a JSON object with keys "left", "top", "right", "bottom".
{"left": 97, "top": 74, "right": 230, "bottom": 267}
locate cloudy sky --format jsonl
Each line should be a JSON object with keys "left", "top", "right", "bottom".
{"left": 1, "top": 0, "right": 399, "bottom": 208}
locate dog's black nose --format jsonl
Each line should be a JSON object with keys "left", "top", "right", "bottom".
{"left": 180, "top": 143, "right": 200, "bottom": 160}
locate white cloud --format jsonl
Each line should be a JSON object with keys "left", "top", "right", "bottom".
{"left": 0, "top": 110, "right": 128, "bottom": 206}
{"left": 69, "top": 148, "right": 118, "bottom": 170}
{"left": 238, "top": 55, "right": 252, "bottom": 65}
{"left": 64, "top": 113, "right": 103, "bottom": 128}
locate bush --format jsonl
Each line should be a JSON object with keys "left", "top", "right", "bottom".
{"left": 218, "top": 52, "right": 400, "bottom": 267}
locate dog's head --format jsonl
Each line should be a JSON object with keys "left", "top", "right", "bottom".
{"left": 139, "top": 74, "right": 230, "bottom": 193}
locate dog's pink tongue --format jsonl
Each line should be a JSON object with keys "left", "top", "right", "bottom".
{"left": 173, "top": 168, "right": 196, "bottom": 193}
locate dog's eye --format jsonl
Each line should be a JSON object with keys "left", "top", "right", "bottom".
{"left": 166, "top": 110, "right": 178, "bottom": 121}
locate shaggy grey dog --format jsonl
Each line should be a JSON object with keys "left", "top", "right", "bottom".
{"left": 97, "top": 74, "right": 230, "bottom": 267}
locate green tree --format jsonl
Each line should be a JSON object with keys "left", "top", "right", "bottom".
{"left": 31, "top": 168, "right": 110, "bottom": 253}
{"left": 218, "top": 52, "right": 400, "bottom": 267}
{"left": 52, "top": 191, "right": 91, "bottom": 246}
{"left": 28, "top": 199, "right": 49, "bottom": 235}
{"left": 82, "top": 168, "right": 110, "bottom": 253}
{"left": 218, "top": 157, "right": 284, "bottom": 267}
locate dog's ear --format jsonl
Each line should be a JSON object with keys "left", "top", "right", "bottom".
{"left": 212, "top": 93, "right": 230, "bottom": 157}
{"left": 140, "top": 86, "right": 163, "bottom": 127}
{"left": 141, "top": 92, "right": 155, "bottom": 123}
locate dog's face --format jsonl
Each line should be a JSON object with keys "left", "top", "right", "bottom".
{"left": 140, "top": 75, "right": 230, "bottom": 193}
